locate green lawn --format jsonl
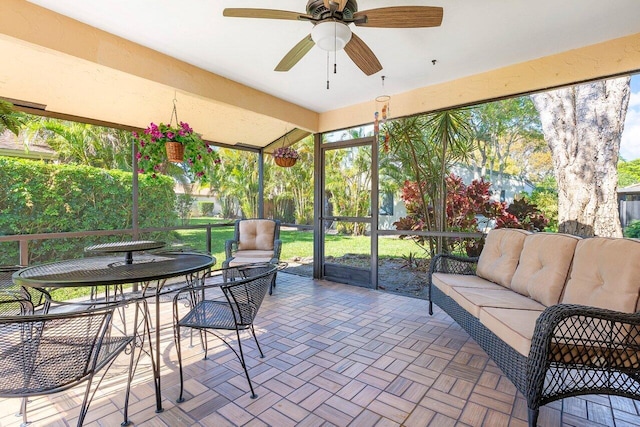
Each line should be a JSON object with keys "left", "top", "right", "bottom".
{"left": 177, "top": 217, "right": 427, "bottom": 266}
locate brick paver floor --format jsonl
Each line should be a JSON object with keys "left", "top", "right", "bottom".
{"left": 1, "top": 272, "right": 639, "bottom": 426}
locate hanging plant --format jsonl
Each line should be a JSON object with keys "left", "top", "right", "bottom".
{"left": 273, "top": 146, "right": 299, "bottom": 167}
{"left": 133, "top": 121, "right": 220, "bottom": 181}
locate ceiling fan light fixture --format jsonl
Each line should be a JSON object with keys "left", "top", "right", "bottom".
{"left": 311, "top": 21, "right": 352, "bottom": 51}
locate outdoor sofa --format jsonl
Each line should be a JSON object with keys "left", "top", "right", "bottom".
{"left": 428, "top": 228, "right": 640, "bottom": 426}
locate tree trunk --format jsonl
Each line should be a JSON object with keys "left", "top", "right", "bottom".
{"left": 531, "top": 77, "right": 630, "bottom": 237}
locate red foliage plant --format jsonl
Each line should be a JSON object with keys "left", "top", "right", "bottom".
{"left": 394, "top": 174, "right": 548, "bottom": 255}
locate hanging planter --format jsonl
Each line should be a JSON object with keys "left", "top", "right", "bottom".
{"left": 132, "top": 99, "right": 220, "bottom": 181}
{"left": 275, "top": 157, "right": 297, "bottom": 167}
{"left": 273, "top": 146, "right": 299, "bottom": 168}
{"left": 165, "top": 140, "right": 185, "bottom": 163}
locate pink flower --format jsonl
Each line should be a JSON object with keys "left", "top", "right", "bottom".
{"left": 166, "top": 132, "right": 175, "bottom": 140}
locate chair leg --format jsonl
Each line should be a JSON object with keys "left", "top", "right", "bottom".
{"left": 235, "top": 328, "right": 257, "bottom": 399}
{"left": 19, "top": 397, "right": 27, "bottom": 427}
{"left": 269, "top": 274, "right": 277, "bottom": 295}
{"left": 250, "top": 324, "right": 264, "bottom": 358}
{"left": 175, "top": 325, "right": 186, "bottom": 403}
{"left": 528, "top": 408, "right": 539, "bottom": 427}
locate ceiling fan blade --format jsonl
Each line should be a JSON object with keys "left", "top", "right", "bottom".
{"left": 223, "top": 8, "right": 307, "bottom": 21}
{"left": 354, "top": 6, "right": 443, "bottom": 28}
{"left": 275, "top": 35, "right": 315, "bottom": 72}
{"left": 344, "top": 33, "right": 382, "bottom": 76}
{"left": 336, "top": 0, "right": 349, "bottom": 12}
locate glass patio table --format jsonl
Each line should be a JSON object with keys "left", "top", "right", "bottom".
{"left": 12, "top": 251, "right": 216, "bottom": 424}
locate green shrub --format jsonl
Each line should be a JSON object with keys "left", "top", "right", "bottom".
{"left": 199, "top": 201, "right": 215, "bottom": 216}
{"left": 0, "top": 157, "right": 177, "bottom": 264}
{"left": 624, "top": 220, "right": 640, "bottom": 238}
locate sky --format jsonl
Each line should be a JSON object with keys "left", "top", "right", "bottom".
{"left": 621, "top": 75, "right": 640, "bottom": 161}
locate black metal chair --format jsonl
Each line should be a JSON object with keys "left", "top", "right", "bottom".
{"left": 0, "top": 306, "right": 134, "bottom": 427}
{"left": 0, "top": 266, "right": 50, "bottom": 315}
{"left": 173, "top": 263, "right": 279, "bottom": 401}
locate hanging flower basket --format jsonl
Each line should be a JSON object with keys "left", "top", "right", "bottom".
{"left": 165, "top": 141, "right": 185, "bottom": 163}
{"left": 275, "top": 157, "right": 297, "bottom": 167}
{"left": 273, "top": 146, "right": 299, "bottom": 167}
{"left": 133, "top": 121, "right": 220, "bottom": 181}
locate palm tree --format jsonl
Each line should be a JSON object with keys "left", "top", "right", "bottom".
{"left": 383, "top": 109, "right": 473, "bottom": 253}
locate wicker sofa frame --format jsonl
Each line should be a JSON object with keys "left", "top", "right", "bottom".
{"left": 428, "top": 253, "right": 640, "bottom": 427}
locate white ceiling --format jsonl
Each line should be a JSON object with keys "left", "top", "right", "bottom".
{"left": 24, "top": 0, "right": 640, "bottom": 115}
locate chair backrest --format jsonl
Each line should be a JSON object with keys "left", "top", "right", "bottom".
{"left": 222, "top": 264, "right": 278, "bottom": 327}
{"left": 0, "top": 266, "right": 50, "bottom": 314}
{"left": 235, "top": 219, "right": 280, "bottom": 251}
{"left": 0, "top": 307, "right": 115, "bottom": 397}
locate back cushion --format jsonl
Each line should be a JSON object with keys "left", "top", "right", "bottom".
{"left": 238, "top": 220, "right": 276, "bottom": 251}
{"left": 510, "top": 233, "right": 581, "bottom": 306}
{"left": 477, "top": 228, "right": 530, "bottom": 288}
{"left": 561, "top": 238, "right": 640, "bottom": 313}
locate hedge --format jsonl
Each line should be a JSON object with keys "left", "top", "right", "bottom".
{"left": 0, "top": 157, "right": 178, "bottom": 265}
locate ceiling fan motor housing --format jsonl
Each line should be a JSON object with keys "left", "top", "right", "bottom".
{"left": 306, "top": 0, "right": 358, "bottom": 21}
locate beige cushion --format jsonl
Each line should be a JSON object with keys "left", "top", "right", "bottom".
{"left": 432, "top": 273, "right": 504, "bottom": 297}
{"left": 479, "top": 307, "right": 543, "bottom": 356}
{"left": 238, "top": 220, "right": 276, "bottom": 251}
{"left": 477, "top": 228, "right": 530, "bottom": 288}
{"left": 228, "top": 257, "right": 273, "bottom": 267}
{"left": 510, "top": 233, "right": 581, "bottom": 306}
{"left": 561, "top": 237, "right": 640, "bottom": 313}
{"left": 233, "top": 250, "right": 274, "bottom": 258}
{"left": 448, "top": 286, "right": 546, "bottom": 318}
{"left": 229, "top": 249, "right": 275, "bottom": 267}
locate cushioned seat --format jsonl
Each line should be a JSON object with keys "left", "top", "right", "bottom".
{"left": 222, "top": 219, "right": 282, "bottom": 294}
{"left": 479, "top": 307, "right": 544, "bottom": 356}
{"left": 432, "top": 273, "right": 505, "bottom": 296}
{"left": 448, "top": 286, "right": 546, "bottom": 318}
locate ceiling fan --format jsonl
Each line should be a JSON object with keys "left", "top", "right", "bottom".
{"left": 223, "top": 0, "right": 443, "bottom": 76}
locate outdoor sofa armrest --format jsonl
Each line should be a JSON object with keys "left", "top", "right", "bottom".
{"left": 429, "top": 253, "right": 479, "bottom": 276}
{"left": 527, "top": 303, "right": 640, "bottom": 412}
{"left": 427, "top": 253, "right": 479, "bottom": 315}
{"left": 225, "top": 239, "right": 238, "bottom": 259}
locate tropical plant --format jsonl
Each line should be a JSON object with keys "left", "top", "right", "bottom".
{"left": 395, "top": 174, "right": 549, "bottom": 256}
{"left": 495, "top": 197, "right": 549, "bottom": 231}
{"left": 0, "top": 100, "right": 23, "bottom": 136}
{"left": 210, "top": 148, "right": 259, "bottom": 218}
{"left": 133, "top": 122, "right": 220, "bottom": 182}
{"left": 384, "top": 110, "right": 474, "bottom": 254}
{"left": 24, "top": 118, "right": 132, "bottom": 170}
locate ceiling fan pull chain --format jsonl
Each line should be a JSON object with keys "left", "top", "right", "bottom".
{"left": 326, "top": 51, "right": 330, "bottom": 90}
{"left": 334, "top": 21, "right": 338, "bottom": 75}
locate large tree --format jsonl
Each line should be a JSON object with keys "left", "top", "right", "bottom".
{"left": 531, "top": 77, "right": 631, "bottom": 237}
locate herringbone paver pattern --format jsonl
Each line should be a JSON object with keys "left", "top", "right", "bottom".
{"left": 1, "top": 273, "right": 639, "bottom": 426}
